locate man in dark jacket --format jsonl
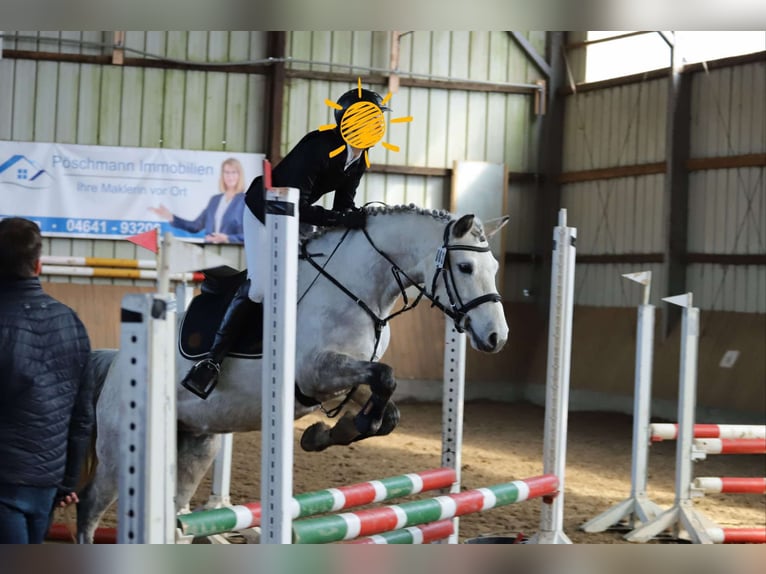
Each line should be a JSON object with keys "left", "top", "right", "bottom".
{"left": 181, "top": 87, "right": 389, "bottom": 400}
{"left": 0, "top": 217, "right": 94, "bottom": 544}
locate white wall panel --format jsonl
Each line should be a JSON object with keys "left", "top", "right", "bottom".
{"left": 562, "top": 58, "right": 763, "bottom": 311}
{"left": 0, "top": 61, "right": 13, "bottom": 140}
{"left": 119, "top": 67, "right": 143, "bottom": 147}
{"left": 281, "top": 31, "right": 543, "bottom": 212}
{"left": 686, "top": 61, "right": 765, "bottom": 312}
{"left": 688, "top": 166, "right": 765, "bottom": 313}
{"left": 574, "top": 262, "right": 667, "bottom": 307}
{"left": 565, "top": 80, "right": 669, "bottom": 173}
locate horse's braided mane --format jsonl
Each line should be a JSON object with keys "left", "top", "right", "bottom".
{"left": 303, "top": 203, "right": 454, "bottom": 243}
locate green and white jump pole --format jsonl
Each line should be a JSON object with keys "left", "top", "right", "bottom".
{"left": 177, "top": 468, "right": 456, "bottom": 538}
{"left": 292, "top": 475, "right": 560, "bottom": 544}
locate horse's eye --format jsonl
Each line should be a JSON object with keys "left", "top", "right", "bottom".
{"left": 457, "top": 263, "right": 473, "bottom": 274}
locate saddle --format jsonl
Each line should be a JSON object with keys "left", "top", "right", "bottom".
{"left": 178, "top": 266, "right": 264, "bottom": 360}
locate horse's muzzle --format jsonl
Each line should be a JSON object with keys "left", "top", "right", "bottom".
{"left": 464, "top": 317, "right": 507, "bottom": 353}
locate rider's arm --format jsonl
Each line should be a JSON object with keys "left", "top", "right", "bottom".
{"left": 331, "top": 160, "right": 364, "bottom": 213}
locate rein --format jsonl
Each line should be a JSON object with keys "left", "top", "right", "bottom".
{"left": 299, "top": 218, "right": 501, "bottom": 354}
{"left": 297, "top": 217, "right": 501, "bottom": 418}
{"left": 300, "top": 235, "right": 415, "bottom": 363}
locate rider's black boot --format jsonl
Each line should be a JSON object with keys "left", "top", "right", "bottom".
{"left": 181, "top": 282, "right": 259, "bottom": 399}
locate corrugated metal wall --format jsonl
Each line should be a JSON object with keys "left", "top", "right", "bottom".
{"left": 561, "top": 60, "right": 765, "bottom": 312}
{"left": 3, "top": 32, "right": 761, "bottom": 312}
{"left": 1, "top": 31, "right": 543, "bottom": 296}
{"left": 284, "top": 31, "right": 542, "bottom": 170}
{"left": 283, "top": 32, "right": 543, "bottom": 301}
{"left": 687, "top": 62, "right": 765, "bottom": 313}
{"left": 562, "top": 78, "right": 668, "bottom": 307}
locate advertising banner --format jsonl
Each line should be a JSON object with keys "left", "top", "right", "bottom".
{"left": 0, "top": 141, "right": 263, "bottom": 243}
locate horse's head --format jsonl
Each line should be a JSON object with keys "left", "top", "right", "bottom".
{"left": 429, "top": 213, "right": 509, "bottom": 353}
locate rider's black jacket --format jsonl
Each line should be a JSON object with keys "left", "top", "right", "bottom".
{"left": 0, "top": 278, "right": 94, "bottom": 495}
{"left": 245, "top": 128, "right": 367, "bottom": 226}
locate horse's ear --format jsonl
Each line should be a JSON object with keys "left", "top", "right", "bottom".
{"left": 452, "top": 214, "right": 475, "bottom": 238}
{"left": 483, "top": 215, "right": 510, "bottom": 239}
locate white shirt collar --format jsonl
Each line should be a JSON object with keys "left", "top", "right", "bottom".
{"left": 344, "top": 145, "right": 362, "bottom": 170}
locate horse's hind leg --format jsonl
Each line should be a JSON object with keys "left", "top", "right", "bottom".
{"left": 176, "top": 430, "right": 221, "bottom": 512}
{"left": 77, "top": 462, "right": 119, "bottom": 544}
{"left": 300, "top": 383, "right": 401, "bottom": 452}
{"left": 75, "top": 431, "right": 219, "bottom": 543}
{"left": 355, "top": 399, "right": 400, "bottom": 440}
{"left": 300, "top": 398, "right": 400, "bottom": 452}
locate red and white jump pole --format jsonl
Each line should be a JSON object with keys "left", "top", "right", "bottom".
{"left": 693, "top": 477, "right": 766, "bottom": 495}
{"left": 693, "top": 438, "right": 766, "bottom": 456}
{"left": 651, "top": 423, "right": 766, "bottom": 442}
{"left": 292, "top": 475, "right": 560, "bottom": 544}
{"left": 706, "top": 528, "right": 766, "bottom": 544}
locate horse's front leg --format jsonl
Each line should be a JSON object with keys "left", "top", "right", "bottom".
{"left": 299, "top": 352, "right": 396, "bottom": 452}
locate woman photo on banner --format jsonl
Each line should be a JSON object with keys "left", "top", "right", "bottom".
{"left": 149, "top": 157, "right": 246, "bottom": 244}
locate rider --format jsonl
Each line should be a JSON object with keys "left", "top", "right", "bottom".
{"left": 181, "top": 87, "right": 390, "bottom": 399}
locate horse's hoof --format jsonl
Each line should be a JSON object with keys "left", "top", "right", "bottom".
{"left": 377, "top": 402, "right": 400, "bottom": 436}
{"left": 300, "top": 422, "right": 331, "bottom": 452}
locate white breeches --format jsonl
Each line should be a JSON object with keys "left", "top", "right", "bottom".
{"left": 243, "top": 207, "right": 267, "bottom": 303}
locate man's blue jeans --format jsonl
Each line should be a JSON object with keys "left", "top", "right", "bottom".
{"left": 0, "top": 483, "right": 57, "bottom": 544}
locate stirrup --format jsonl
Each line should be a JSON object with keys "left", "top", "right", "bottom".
{"left": 181, "top": 358, "right": 221, "bottom": 400}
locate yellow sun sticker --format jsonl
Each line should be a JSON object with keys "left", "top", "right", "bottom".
{"left": 319, "top": 77, "right": 413, "bottom": 168}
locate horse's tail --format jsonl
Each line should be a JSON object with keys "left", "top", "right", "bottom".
{"left": 89, "top": 349, "right": 118, "bottom": 404}
{"left": 80, "top": 349, "right": 119, "bottom": 488}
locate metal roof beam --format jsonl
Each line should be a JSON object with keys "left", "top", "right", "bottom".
{"left": 508, "top": 31, "right": 551, "bottom": 78}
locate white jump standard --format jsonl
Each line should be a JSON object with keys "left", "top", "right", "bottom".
{"left": 259, "top": 182, "right": 300, "bottom": 544}
{"left": 580, "top": 271, "right": 664, "bottom": 533}
{"left": 528, "top": 209, "right": 576, "bottom": 545}
{"left": 625, "top": 293, "right": 715, "bottom": 544}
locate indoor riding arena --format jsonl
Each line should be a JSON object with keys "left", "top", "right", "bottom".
{"left": 0, "top": 30, "right": 763, "bottom": 545}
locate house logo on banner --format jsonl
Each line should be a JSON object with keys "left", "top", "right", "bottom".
{"left": 0, "top": 141, "right": 263, "bottom": 241}
{"left": 0, "top": 154, "right": 54, "bottom": 189}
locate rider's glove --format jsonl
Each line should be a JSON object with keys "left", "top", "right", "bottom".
{"left": 337, "top": 209, "right": 367, "bottom": 229}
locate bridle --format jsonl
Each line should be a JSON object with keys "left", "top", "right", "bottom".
{"left": 298, "top": 217, "right": 502, "bottom": 417}
{"left": 299, "top": 218, "right": 502, "bottom": 358}
{"left": 428, "top": 220, "right": 503, "bottom": 331}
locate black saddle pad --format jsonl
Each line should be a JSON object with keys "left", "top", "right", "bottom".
{"left": 179, "top": 270, "right": 264, "bottom": 360}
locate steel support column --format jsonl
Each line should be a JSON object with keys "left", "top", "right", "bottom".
{"left": 662, "top": 36, "right": 692, "bottom": 336}
{"left": 533, "top": 32, "right": 567, "bottom": 317}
